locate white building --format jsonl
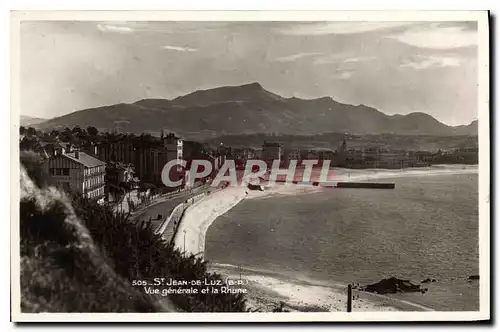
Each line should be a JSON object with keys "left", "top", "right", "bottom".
{"left": 45, "top": 150, "right": 106, "bottom": 203}
{"left": 164, "top": 132, "right": 184, "bottom": 179}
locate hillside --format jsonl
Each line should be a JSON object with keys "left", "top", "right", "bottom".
{"left": 34, "top": 82, "right": 478, "bottom": 140}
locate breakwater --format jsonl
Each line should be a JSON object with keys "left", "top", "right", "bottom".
{"left": 336, "top": 182, "right": 395, "bottom": 189}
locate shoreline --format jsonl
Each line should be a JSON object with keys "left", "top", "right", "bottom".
{"left": 171, "top": 184, "right": 420, "bottom": 312}
{"left": 170, "top": 166, "right": 476, "bottom": 311}
{"left": 209, "top": 263, "right": 432, "bottom": 312}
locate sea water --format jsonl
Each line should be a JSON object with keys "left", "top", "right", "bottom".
{"left": 205, "top": 166, "right": 479, "bottom": 311}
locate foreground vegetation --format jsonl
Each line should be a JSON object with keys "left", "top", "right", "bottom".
{"left": 20, "top": 152, "right": 246, "bottom": 312}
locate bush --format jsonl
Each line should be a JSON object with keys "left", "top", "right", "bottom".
{"left": 71, "top": 194, "right": 246, "bottom": 312}
{"left": 19, "top": 185, "right": 161, "bottom": 312}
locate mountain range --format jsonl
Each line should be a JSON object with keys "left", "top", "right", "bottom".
{"left": 33, "top": 82, "right": 478, "bottom": 140}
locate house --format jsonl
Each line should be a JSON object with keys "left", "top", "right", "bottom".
{"left": 164, "top": 132, "right": 184, "bottom": 172}
{"left": 106, "top": 162, "right": 135, "bottom": 187}
{"left": 45, "top": 150, "right": 106, "bottom": 203}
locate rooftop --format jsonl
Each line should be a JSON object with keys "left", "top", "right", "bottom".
{"left": 262, "top": 142, "right": 281, "bottom": 148}
{"left": 63, "top": 151, "right": 106, "bottom": 168}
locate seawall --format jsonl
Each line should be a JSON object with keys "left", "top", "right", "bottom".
{"left": 154, "top": 191, "right": 208, "bottom": 243}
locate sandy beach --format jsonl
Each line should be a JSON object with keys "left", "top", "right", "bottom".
{"left": 172, "top": 185, "right": 247, "bottom": 257}
{"left": 209, "top": 264, "right": 431, "bottom": 312}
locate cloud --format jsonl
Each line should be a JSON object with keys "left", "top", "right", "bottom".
{"left": 313, "top": 53, "right": 349, "bottom": 65}
{"left": 162, "top": 45, "right": 198, "bottom": 52}
{"left": 400, "top": 55, "right": 462, "bottom": 70}
{"left": 312, "top": 53, "right": 375, "bottom": 65}
{"left": 273, "top": 52, "right": 321, "bottom": 62}
{"left": 331, "top": 71, "right": 354, "bottom": 80}
{"left": 389, "top": 23, "right": 477, "bottom": 49}
{"left": 97, "top": 23, "right": 134, "bottom": 33}
{"left": 277, "top": 22, "right": 415, "bottom": 36}
{"left": 338, "top": 71, "right": 353, "bottom": 79}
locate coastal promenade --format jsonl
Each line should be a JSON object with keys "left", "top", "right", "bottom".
{"left": 130, "top": 184, "right": 210, "bottom": 229}
{"left": 155, "top": 191, "right": 209, "bottom": 243}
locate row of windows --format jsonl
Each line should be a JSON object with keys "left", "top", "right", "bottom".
{"left": 84, "top": 166, "right": 104, "bottom": 176}
{"left": 50, "top": 168, "right": 70, "bottom": 176}
{"left": 87, "top": 186, "right": 104, "bottom": 199}
{"left": 84, "top": 175, "right": 104, "bottom": 189}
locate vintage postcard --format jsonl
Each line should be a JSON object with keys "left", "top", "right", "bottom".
{"left": 11, "top": 10, "right": 490, "bottom": 322}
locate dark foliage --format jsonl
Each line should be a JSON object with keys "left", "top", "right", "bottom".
{"left": 20, "top": 151, "right": 50, "bottom": 187}
{"left": 19, "top": 196, "right": 159, "bottom": 312}
{"left": 71, "top": 194, "right": 246, "bottom": 312}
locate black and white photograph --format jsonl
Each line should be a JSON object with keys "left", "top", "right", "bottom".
{"left": 11, "top": 10, "right": 490, "bottom": 322}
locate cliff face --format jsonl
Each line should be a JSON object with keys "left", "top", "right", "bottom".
{"left": 34, "top": 83, "right": 477, "bottom": 140}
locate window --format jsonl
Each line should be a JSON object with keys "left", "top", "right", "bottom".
{"left": 62, "top": 168, "right": 69, "bottom": 176}
{"left": 50, "top": 168, "right": 55, "bottom": 176}
{"left": 55, "top": 169, "right": 62, "bottom": 176}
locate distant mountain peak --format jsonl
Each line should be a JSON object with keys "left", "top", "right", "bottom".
{"left": 35, "top": 83, "right": 478, "bottom": 138}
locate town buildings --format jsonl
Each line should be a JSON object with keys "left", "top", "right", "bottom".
{"left": 91, "top": 130, "right": 186, "bottom": 188}
{"left": 106, "top": 162, "right": 136, "bottom": 188}
{"left": 44, "top": 149, "right": 106, "bottom": 203}
{"left": 262, "top": 142, "right": 282, "bottom": 166}
{"left": 164, "top": 132, "right": 184, "bottom": 181}
{"left": 284, "top": 148, "right": 301, "bottom": 166}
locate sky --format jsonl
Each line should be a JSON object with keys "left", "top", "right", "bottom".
{"left": 20, "top": 21, "right": 478, "bottom": 126}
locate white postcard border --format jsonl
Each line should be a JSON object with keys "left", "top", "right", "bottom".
{"left": 10, "top": 10, "right": 490, "bottom": 322}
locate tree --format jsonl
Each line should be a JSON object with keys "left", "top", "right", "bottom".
{"left": 60, "top": 127, "right": 73, "bottom": 141}
{"left": 87, "top": 126, "right": 98, "bottom": 136}
{"left": 20, "top": 126, "right": 26, "bottom": 136}
{"left": 71, "top": 126, "right": 82, "bottom": 134}
{"left": 27, "top": 127, "right": 37, "bottom": 136}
